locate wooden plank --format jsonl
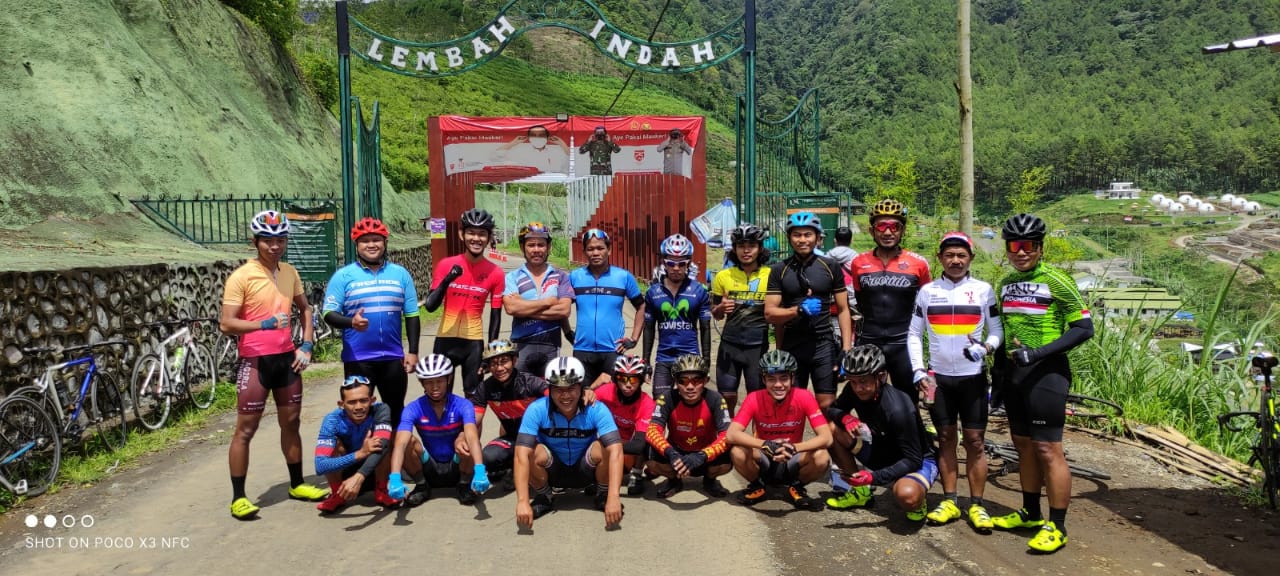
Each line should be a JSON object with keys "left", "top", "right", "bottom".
{"left": 1131, "top": 426, "right": 1258, "bottom": 482}
{"left": 1135, "top": 426, "right": 1259, "bottom": 479}
{"left": 1144, "top": 451, "right": 1239, "bottom": 486}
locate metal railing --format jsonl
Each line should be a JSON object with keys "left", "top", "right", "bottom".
{"left": 132, "top": 197, "right": 340, "bottom": 246}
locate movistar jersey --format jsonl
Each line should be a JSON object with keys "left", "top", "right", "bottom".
{"left": 569, "top": 266, "right": 643, "bottom": 353}
{"left": 710, "top": 266, "right": 770, "bottom": 346}
{"left": 323, "top": 261, "right": 420, "bottom": 362}
{"left": 644, "top": 279, "right": 711, "bottom": 362}
{"left": 998, "top": 262, "right": 1091, "bottom": 350}
{"left": 515, "top": 398, "right": 622, "bottom": 465}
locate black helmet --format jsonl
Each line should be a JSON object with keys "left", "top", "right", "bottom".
{"left": 841, "top": 344, "right": 887, "bottom": 377}
{"left": 1002, "top": 213, "right": 1046, "bottom": 241}
{"left": 460, "top": 208, "right": 495, "bottom": 231}
{"left": 730, "top": 223, "right": 766, "bottom": 245}
{"left": 759, "top": 349, "right": 798, "bottom": 374}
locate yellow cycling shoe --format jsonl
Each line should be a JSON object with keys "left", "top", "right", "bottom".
{"left": 1028, "top": 521, "right": 1068, "bottom": 553}
{"left": 967, "top": 503, "right": 994, "bottom": 533}
{"left": 229, "top": 497, "right": 260, "bottom": 520}
{"left": 991, "top": 508, "right": 1045, "bottom": 530}
{"left": 905, "top": 502, "right": 928, "bottom": 522}
{"left": 926, "top": 499, "right": 961, "bottom": 525}
{"left": 825, "top": 486, "right": 872, "bottom": 509}
{"left": 288, "top": 482, "right": 330, "bottom": 502}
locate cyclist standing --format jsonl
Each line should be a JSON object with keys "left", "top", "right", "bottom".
{"left": 991, "top": 213, "right": 1094, "bottom": 553}
{"left": 503, "top": 222, "right": 574, "bottom": 380}
{"left": 643, "top": 234, "right": 711, "bottom": 398}
{"left": 710, "top": 224, "right": 772, "bottom": 413}
{"left": 764, "top": 212, "right": 853, "bottom": 411}
{"left": 645, "top": 355, "right": 733, "bottom": 499}
{"left": 569, "top": 228, "right": 645, "bottom": 387}
{"left": 422, "top": 209, "right": 504, "bottom": 405}
{"left": 470, "top": 340, "right": 548, "bottom": 489}
{"left": 219, "top": 210, "right": 327, "bottom": 520}
{"left": 849, "top": 199, "right": 932, "bottom": 400}
{"left": 593, "top": 354, "right": 656, "bottom": 496}
{"left": 323, "top": 217, "right": 420, "bottom": 426}
{"left": 907, "top": 232, "right": 1003, "bottom": 530}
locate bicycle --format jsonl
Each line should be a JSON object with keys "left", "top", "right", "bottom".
{"left": 130, "top": 318, "right": 219, "bottom": 430}
{"left": 0, "top": 394, "right": 62, "bottom": 498}
{"left": 1217, "top": 353, "right": 1279, "bottom": 509}
{"left": 11, "top": 341, "right": 129, "bottom": 454}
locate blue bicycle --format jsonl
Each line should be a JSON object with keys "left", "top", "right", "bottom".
{"left": 11, "top": 341, "right": 129, "bottom": 454}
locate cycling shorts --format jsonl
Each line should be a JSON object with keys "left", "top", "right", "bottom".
{"left": 783, "top": 338, "right": 838, "bottom": 396}
{"left": 716, "top": 341, "right": 767, "bottom": 395}
{"left": 540, "top": 444, "right": 598, "bottom": 489}
{"left": 482, "top": 437, "right": 516, "bottom": 474}
{"left": 421, "top": 455, "right": 462, "bottom": 488}
{"left": 929, "top": 371, "right": 989, "bottom": 430}
{"left": 433, "top": 337, "right": 484, "bottom": 401}
{"left": 338, "top": 463, "right": 378, "bottom": 493}
{"left": 516, "top": 343, "right": 561, "bottom": 383}
{"left": 235, "top": 352, "right": 302, "bottom": 415}
{"left": 651, "top": 448, "right": 731, "bottom": 477}
{"left": 753, "top": 449, "right": 803, "bottom": 486}
{"left": 1004, "top": 356, "right": 1071, "bottom": 442}
{"left": 651, "top": 361, "right": 675, "bottom": 399}
{"left": 864, "top": 339, "right": 915, "bottom": 400}
{"left": 573, "top": 350, "right": 617, "bottom": 388}
{"left": 345, "top": 359, "right": 408, "bottom": 426}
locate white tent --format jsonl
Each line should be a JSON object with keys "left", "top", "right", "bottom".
{"left": 1198, "top": 204, "right": 1215, "bottom": 213}
{"left": 1221, "top": 194, "right": 1237, "bottom": 203}
{"left": 1169, "top": 203, "right": 1185, "bottom": 212}
{"left": 1244, "top": 201, "right": 1262, "bottom": 212}
{"left": 1151, "top": 193, "right": 1166, "bottom": 203}
{"left": 1159, "top": 198, "right": 1173, "bottom": 209}
{"left": 1178, "top": 194, "right": 1195, "bottom": 204}
{"left": 1188, "top": 198, "right": 1203, "bottom": 208}
{"left": 1231, "top": 197, "right": 1247, "bottom": 208}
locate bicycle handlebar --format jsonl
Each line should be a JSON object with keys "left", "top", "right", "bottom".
{"left": 21, "top": 340, "right": 127, "bottom": 356}
{"left": 1218, "top": 411, "right": 1261, "bottom": 433}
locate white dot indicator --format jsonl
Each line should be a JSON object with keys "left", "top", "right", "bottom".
{"left": 24, "top": 515, "right": 37, "bottom": 528}
{"left": 43, "top": 515, "right": 56, "bottom": 528}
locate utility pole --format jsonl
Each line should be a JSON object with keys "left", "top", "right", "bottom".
{"left": 743, "top": 0, "right": 757, "bottom": 225}
{"left": 957, "top": 0, "right": 974, "bottom": 235}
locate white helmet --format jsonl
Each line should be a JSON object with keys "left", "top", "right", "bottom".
{"left": 415, "top": 354, "right": 453, "bottom": 379}
{"left": 544, "top": 356, "right": 586, "bottom": 387}
{"left": 250, "top": 210, "right": 290, "bottom": 237}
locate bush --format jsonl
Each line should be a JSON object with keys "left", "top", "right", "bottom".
{"left": 297, "top": 53, "right": 338, "bottom": 110}
{"left": 221, "top": 0, "right": 301, "bottom": 45}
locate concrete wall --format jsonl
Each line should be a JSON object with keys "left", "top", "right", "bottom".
{"left": 0, "top": 244, "right": 432, "bottom": 395}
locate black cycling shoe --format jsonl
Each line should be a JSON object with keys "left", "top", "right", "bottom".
{"left": 702, "top": 477, "right": 729, "bottom": 498}
{"left": 502, "top": 475, "right": 516, "bottom": 492}
{"left": 456, "top": 483, "right": 477, "bottom": 506}
{"left": 625, "top": 471, "right": 646, "bottom": 496}
{"left": 405, "top": 484, "right": 432, "bottom": 507}
{"left": 656, "top": 478, "right": 684, "bottom": 499}
{"left": 531, "top": 495, "right": 555, "bottom": 519}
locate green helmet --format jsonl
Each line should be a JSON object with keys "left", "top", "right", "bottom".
{"left": 671, "top": 354, "right": 709, "bottom": 377}
{"left": 759, "top": 349, "right": 798, "bottom": 374}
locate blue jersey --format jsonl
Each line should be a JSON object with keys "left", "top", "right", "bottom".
{"left": 644, "top": 279, "right": 711, "bottom": 362}
{"left": 516, "top": 398, "right": 622, "bottom": 465}
{"left": 323, "top": 261, "right": 420, "bottom": 362}
{"left": 314, "top": 403, "right": 393, "bottom": 476}
{"left": 398, "top": 394, "right": 475, "bottom": 463}
{"left": 569, "top": 266, "right": 643, "bottom": 353}
{"left": 505, "top": 265, "right": 575, "bottom": 346}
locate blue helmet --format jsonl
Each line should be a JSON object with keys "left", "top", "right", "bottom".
{"left": 659, "top": 234, "right": 694, "bottom": 257}
{"left": 786, "top": 211, "right": 823, "bottom": 235}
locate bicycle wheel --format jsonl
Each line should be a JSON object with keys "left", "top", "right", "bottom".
{"left": 1067, "top": 462, "right": 1111, "bottom": 481}
{"left": 185, "top": 343, "right": 218, "bottom": 410}
{"left": 89, "top": 372, "right": 128, "bottom": 452}
{"left": 130, "top": 353, "right": 171, "bottom": 431}
{"left": 1261, "top": 398, "right": 1279, "bottom": 509}
{"left": 0, "top": 395, "right": 62, "bottom": 497}
{"left": 214, "top": 334, "right": 240, "bottom": 382}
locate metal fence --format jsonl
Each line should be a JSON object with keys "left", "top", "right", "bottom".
{"left": 131, "top": 197, "right": 340, "bottom": 245}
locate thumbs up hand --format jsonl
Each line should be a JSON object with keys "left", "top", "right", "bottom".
{"left": 352, "top": 308, "right": 369, "bottom": 332}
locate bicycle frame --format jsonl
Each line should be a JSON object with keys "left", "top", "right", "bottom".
{"left": 33, "top": 355, "right": 98, "bottom": 431}
{"left": 146, "top": 326, "right": 194, "bottom": 395}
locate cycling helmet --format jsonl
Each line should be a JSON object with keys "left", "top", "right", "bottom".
{"left": 415, "top": 354, "right": 454, "bottom": 379}
{"left": 785, "top": 212, "right": 824, "bottom": 235}
{"left": 544, "top": 356, "right": 587, "bottom": 387}
{"left": 938, "top": 231, "right": 974, "bottom": 254}
{"left": 482, "top": 339, "right": 519, "bottom": 361}
{"left": 671, "top": 354, "right": 709, "bottom": 377}
{"left": 659, "top": 233, "right": 694, "bottom": 258}
{"left": 460, "top": 208, "right": 495, "bottom": 231}
{"left": 868, "top": 198, "right": 907, "bottom": 223}
{"left": 613, "top": 354, "right": 647, "bottom": 377}
{"left": 518, "top": 222, "right": 552, "bottom": 245}
{"left": 730, "top": 223, "right": 766, "bottom": 245}
{"left": 350, "top": 216, "right": 389, "bottom": 241}
{"left": 841, "top": 344, "right": 887, "bottom": 377}
{"left": 759, "top": 349, "right": 799, "bottom": 375}
{"left": 250, "top": 210, "right": 290, "bottom": 238}
{"left": 1002, "top": 213, "right": 1047, "bottom": 241}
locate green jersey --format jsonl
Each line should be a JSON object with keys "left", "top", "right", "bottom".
{"left": 997, "top": 262, "right": 1090, "bottom": 350}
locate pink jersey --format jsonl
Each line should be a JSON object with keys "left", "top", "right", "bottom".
{"left": 593, "top": 382, "right": 655, "bottom": 441}
{"left": 732, "top": 388, "right": 828, "bottom": 443}
{"left": 433, "top": 254, "right": 504, "bottom": 340}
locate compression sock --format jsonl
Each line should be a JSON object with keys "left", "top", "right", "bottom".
{"left": 1022, "top": 491, "right": 1043, "bottom": 521}
{"left": 1049, "top": 507, "right": 1067, "bottom": 535}
{"left": 970, "top": 496, "right": 985, "bottom": 508}
{"left": 231, "top": 476, "right": 247, "bottom": 502}
{"left": 943, "top": 491, "right": 958, "bottom": 503}
{"left": 327, "top": 478, "right": 342, "bottom": 493}
{"left": 288, "top": 462, "right": 305, "bottom": 488}
{"left": 596, "top": 483, "right": 610, "bottom": 495}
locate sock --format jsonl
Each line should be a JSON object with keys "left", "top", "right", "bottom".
{"left": 970, "top": 496, "right": 984, "bottom": 508}
{"left": 327, "top": 478, "right": 342, "bottom": 494}
{"left": 943, "top": 491, "right": 958, "bottom": 503}
{"left": 288, "top": 462, "right": 305, "bottom": 488}
{"left": 596, "top": 482, "right": 609, "bottom": 495}
{"left": 1022, "top": 491, "right": 1042, "bottom": 520}
{"left": 1049, "top": 507, "right": 1067, "bottom": 534}
{"left": 231, "top": 476, "right": 247, "bottom": 501}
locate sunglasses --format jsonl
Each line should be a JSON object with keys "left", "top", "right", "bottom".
{"left": 582, "top": 228, "right": 610, "bottom": 244}
{"left": 676, "top": 375, "right": 706, "bottom": 385}
{"left": 663, "top": 259, "right": 691, "bottom": 268}
{"left": 873, "top": 221, "right": 903, "bottom": 233}
{"left": 616, "top": 374, "right": 644, "bottom": 384}
{"left": 342, "top": 375, "right": 371, "bottom": 389}
{"left": 1006, "top": 240, "right": 1042, "bottom": 254}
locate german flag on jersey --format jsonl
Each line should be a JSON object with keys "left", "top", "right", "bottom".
{"left": 926, "top": 305, "right": 983, "bottom": 336}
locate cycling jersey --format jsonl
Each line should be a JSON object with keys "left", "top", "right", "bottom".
{"left": 849, "top": 249, "right": 932, "bottom": 342}
{"left": 468, "top": 372, "right": 548, "bottom": 440}
{"left": 504, "top": 264, "right": 574, "bottom": 346}
{"left": 323, "top": 261, "right": 420, "bottom": 362}
{"left": 646, "top": 388, "right": 731, "bottom": 458}
{"left": 569, "top": 266, "right": 643, "bottom": 353}
{"left": 710, "top": 265, "right": 770, "bottom": 346}
{"left": 644, "top": 279, "right": 711, "bottom": 362}
{"left": 998, "top": 262, "right": 1091, "bottom": 350}
{"left": 732, "top": 388, "right": 828, "bottom": 443}
{"left": 832, "top": 384, "right": 932, "bottom": 486}
{"left": 516, "top": 398, "right": 622, "bottom": 465}
{"left": 314, "top": 403, "right": 393, "bottom": 476}
{"left": 222, "top": 259, "right": 302, "bottom": 358}
{"left": 907, "top": 274, "right": 1003, "bottom": 377}
{"left": 767, "top": 254, "right": 846, "bottom": 338}
{"left": 593, "top": 382, "right": 655, "bottom": 442}
{"left": 398, "top": 393, "right": 476, "bottom": 463}
{"left": 432, "top": 254, "right": 504, "bottom": 340}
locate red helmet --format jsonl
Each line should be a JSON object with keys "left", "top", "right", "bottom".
{"left": 351, "top": 217, "right": 389, "bottom": 241}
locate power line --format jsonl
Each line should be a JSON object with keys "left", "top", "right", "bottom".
{"left": 601, "top": 0, "right": 674, "bottom": 119}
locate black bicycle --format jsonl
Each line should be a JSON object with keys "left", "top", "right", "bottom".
{"left": 1218, "top": 353, "right": 1279, "bottom": 509}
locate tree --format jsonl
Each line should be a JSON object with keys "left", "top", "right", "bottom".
{"left": 1010, "top": 165, "right": 1054, "bottom": 215}
{"left": 867, "top": 154, "right": 920, "bottom": 212}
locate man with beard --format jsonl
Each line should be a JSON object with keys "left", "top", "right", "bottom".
{"left": 642, "top": 234, "right": 711, "bottom": 398}
{"left": 503, "top": 222, "right": 574, "bottom": 380}
{"left": 323, "top": 217, "right": 421, "bottom": 426}
{"left": 569, "top": 228, "right": 645, "bottom": 387}
{"left": 711, "top": 223, "right": 772, "bottom": 413}
{"left": 592, "top": 354, "right": 656, "bottom": 496}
